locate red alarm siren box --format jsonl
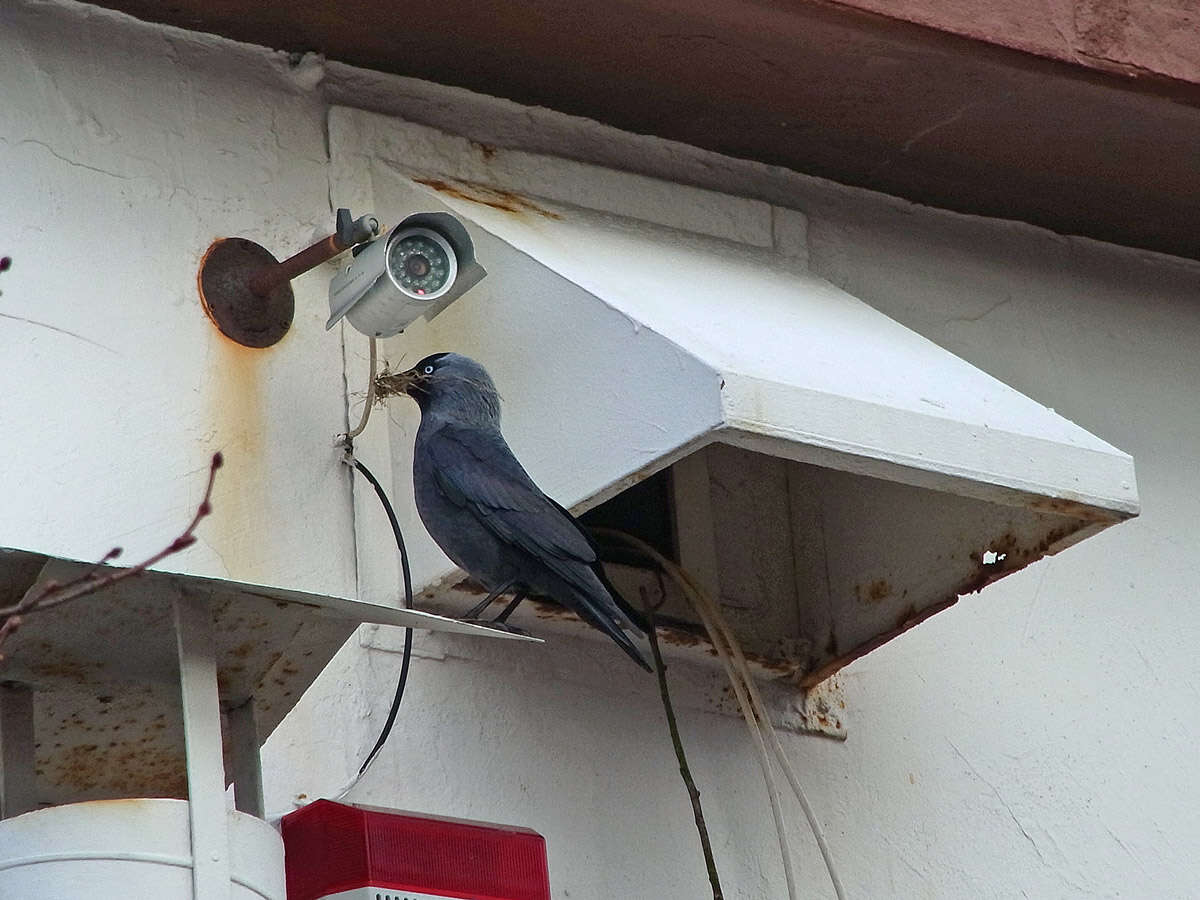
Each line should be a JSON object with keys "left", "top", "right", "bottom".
{"left": 281, "top": 799, "right": 551, "bottom": 900}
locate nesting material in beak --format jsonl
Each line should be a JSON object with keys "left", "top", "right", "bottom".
{"left": 374, "top": 367, "right": 419, "bottom": 401}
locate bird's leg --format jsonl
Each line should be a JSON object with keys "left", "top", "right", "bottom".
{"left": 473, "top": 590, "right": 529, "bottom": 636}
{"left": 491, "top": 591, "right": 528, "bottom": 624}
{"left": 461, "top": 580, "right": 514, "bottom": 620}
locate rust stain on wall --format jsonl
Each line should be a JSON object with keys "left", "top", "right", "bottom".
{"left": 203, "top": 333, "right": 268, "bottom": 582}
{"left": 413, "top": 177, "right": 562, "bottom": 220}
{"left": 856, "top": 578, "right": 892, "bottom": 604}
{"left": 208, "top": 337, "right": 265, "bottom": 458}
{"left": 199, "top": 282, "right": 278, "bottom": 580}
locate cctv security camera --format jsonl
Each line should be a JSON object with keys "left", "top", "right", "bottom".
{"left": 326, "top": 212, "right": 487, "bottom": 338}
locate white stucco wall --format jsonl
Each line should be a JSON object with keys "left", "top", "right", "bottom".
{"left": 0, "top": 0, "right": 357, "bottom": 596}
{"left": 4, "top": 2, "right": 1198, "bottom": 898}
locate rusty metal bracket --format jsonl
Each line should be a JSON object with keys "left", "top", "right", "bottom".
{"left": 248, "top": 209, "right": 379, "bottom": 298}
{"left": 705, "top": 669, "right": 847, "bottom": 739}
{"left": 197, "top": 209, "right": 379, "bottom": 348}
{"left": 789, "top": 676, "right": 847, "bottom": 739}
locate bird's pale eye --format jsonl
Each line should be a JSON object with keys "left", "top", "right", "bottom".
{"left": 423, "top": 364, "right": 435, "bottom": 375}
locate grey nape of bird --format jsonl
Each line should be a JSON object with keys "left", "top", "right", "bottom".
{"left": 392, "top": 351, "right": 652, "bottom": 672}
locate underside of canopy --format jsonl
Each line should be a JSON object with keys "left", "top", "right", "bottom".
{"left": 333, "top": 108, "right": 1138, "bottom": 686}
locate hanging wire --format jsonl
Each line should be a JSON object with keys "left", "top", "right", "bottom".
{"left": 340, "top": 331, "right": 414, "bottom": 783}
{"left": 343, "top": 337, "right": 378, "bottom": 441}
{"left": 265, "top": 450, "right": 415, "bottom": 818}
{"left": 595, "top": 528, "right": 847, "bottom": 900}
{"left": 347, "top": 455, "right": 415, "bottom": 777}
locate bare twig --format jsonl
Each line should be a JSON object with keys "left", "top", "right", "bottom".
{"left": 641, "top": 583, "right": 725, "bottom": 900}
{"left": 0, "top": 452, "right": 223, "bottom": 656}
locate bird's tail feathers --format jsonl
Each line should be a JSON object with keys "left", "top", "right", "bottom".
{"left": 543, "top": 496, "right": 649, "bottom": 635}
{"left": 571, "top": 589, "right": 653, "bottom": 673}
{"left": 596, "top": 568, "right": 650, "bottom": 635}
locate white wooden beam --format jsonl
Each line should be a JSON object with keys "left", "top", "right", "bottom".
{"left": 670, "top": 450, "right": 722, "bottom": 603}
{"left": 0, "top": 683, "right": 37, "bottom": 819}
{"left": 228, "top": 698, "right": 264, "bottom": 819}
{"left": 173, "top": 589, "right": 231, "bottom": 899}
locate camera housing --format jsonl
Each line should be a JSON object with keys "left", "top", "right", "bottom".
{"left": 326, "top": 212, "right": 487, "bottom": 337}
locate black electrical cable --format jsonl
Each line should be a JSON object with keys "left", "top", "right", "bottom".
{"left": 349, "top": 456, "right": 415, "bottom": 777}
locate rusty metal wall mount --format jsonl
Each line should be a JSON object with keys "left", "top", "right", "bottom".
{"left": 198, "top": 209, "right": 379, "bottom": 348}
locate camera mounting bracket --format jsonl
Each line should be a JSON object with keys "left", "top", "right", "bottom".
{"left": 197, "top": 209, "right": 379, "bottom": 348}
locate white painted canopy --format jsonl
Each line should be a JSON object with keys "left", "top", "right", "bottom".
{"left": 423, "top": 183, "right": 1133, "bottom": 517}
{"left": 332, "top": 108, "right": 1139, "bottom": 682}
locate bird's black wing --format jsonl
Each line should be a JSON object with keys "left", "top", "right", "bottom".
{"left": 427, "top": 423, "right": 623, "bottom": 621}
{"left": 544, "top": 495, "right": 649, "bottom": 635}
{"left": 428, "top": 424, "right": 652, "bottom": 670}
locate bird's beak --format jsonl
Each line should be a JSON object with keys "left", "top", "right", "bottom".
{"left": 393, "top": 367, "right": 421, "bottom": 395}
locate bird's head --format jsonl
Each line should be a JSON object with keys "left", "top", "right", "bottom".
{"left": 391, "top": 352, "right": 502, "bottom": 425}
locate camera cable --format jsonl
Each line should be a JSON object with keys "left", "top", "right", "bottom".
{"left": 346, "top": 452, "right": 415, "bottom": 777}
{"left": 344, "top": 337, "right": 378, "bottom": 441}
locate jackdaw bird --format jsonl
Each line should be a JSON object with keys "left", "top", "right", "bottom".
{"left": 391, "top": 352, "right": 652, "bottom": 672}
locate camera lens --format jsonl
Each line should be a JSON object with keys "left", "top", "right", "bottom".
{"left": 387, "top": 228, "right": 457, "bottom": 299}
{"left": 405, "top": 255, "right": 431, "bottom": 278}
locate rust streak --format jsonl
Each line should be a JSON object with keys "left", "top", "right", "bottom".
{"left": 451, "top": 577, "right": 489, "bottom": 596}
{"left": 199, "top": 323, "right": 272, "bottom": 585}
{"left": 29, "top": 658, "right": 105, "bottom": 683}
{"left": 1028, "top": 496, "right": 1124, "bottom": 524}
{"left": 47, "top": 742, "right": 187, "bottom": 797}
{"left": 413, "top": 178, "right": 562, "bottom": 219}
{"left": 530, "top": 599, "right": 803, "bottom": 675}
{"left": 800, "top": 595, "right": 960, "bottom": 688}
{"left": 857, "top": 578, "right": 892, "bottom": 604}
